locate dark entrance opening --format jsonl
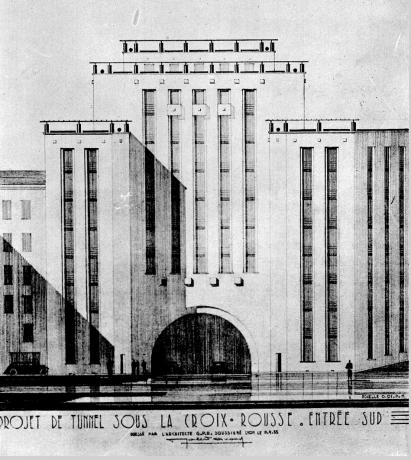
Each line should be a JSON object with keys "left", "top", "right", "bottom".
{"left": 151, "top": 313, "right": 251, "bottom": 377}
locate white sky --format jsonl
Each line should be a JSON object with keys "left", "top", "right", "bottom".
{"left": 0, "top": 0, "right": 408, "bottom": 169}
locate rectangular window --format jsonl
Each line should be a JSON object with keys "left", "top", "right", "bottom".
{"left": 244, "top": 90, "right": 256, "bottom": 272}
{"left": 143, "top": 90, "right": 156, "bottom": 152}
{"left": 169, "top": 90, "right": 181, "bottom": 176}
{"left": 326, "top": 147, "right": 338, "bottom": 362}
{"left": 3, "top": 233, "right": 12, "bottom": 252}
{"left": 218, "top": 89, "right": 232, "bottom": 273}
{"left": 367, "top": 147, "right": 374, "bottom": 359}
{"left": 62, "top": 149, "right": 76, "bottom": 364}
{"left": 22, "top": 233, "right": 32, "bottom": 252}
{"left": 23, "top": 265, "right": 31, "bottom": 285}
{"left": 384, "top": 147, "right": 390, "bottom": 355}
{"left": 4, "top": 295, "right": 13, "bottom": 314}
{"left": 145, "top": 152, "right": 156, "bottom": 274}
{"left": 399, "top": 146, "right": 405, "bottom": 353}
{"left": 23, "top": 295, "right": 33, "bottom": 314}
{"left": 301, "top": 148, "right": 313, "bottom": 362}
{"left": 21, "top": 200, "right": 31, "bottom": 220}
{"left": 86, "top": 149, "right": 100, "bottom": 364}
{"left": 2, "top": 200, "right": 11, "bottom": 220}
{"left": 193, "top": 89, "right": 207, "bottom": 273}
{"left": 23, "top": 323, "right": 33, "bottom": 343}
{"left": 4, "top": 265, "right": 13, "bottom": 285}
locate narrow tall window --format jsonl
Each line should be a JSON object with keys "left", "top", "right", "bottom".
{"left": 23, "top": 323, "right": 33, "bottom": 343}
{"left": 2, "top": 200, "right": 11, "bottom": 220}
{"left": 4, "top": 265, "right": 12, "bottom": 285}
{"left": 2, "top": 233, "right": 12, "bottom": 252}
{"left": 244, "top": 90, "right": 256, "bottom": 273}
{"left": 169, "top": 90, "right": 181, "bottom": 176}
{"left": 171, "top": 177, "right": 181, "bottom": 274}
{"left": 384, "top": 147, "right": 390, "bottom": 355}
{"left": 193, "top": 89, "right": 207, "bottom": 273}
{"left": 326, "top": 147, "right": 338, "bottom": 362}
{"left": 21, "top": 200, "right": 31, "bottom": 220}
{"left": 86, "top": 149, "right": 100, "bottom": 364}
{"left": 145, "top": 153, "right": 156, "bottom": 274}
{"left": 399, "top": 146, "right": 405, "bottom": 353}
{"left": 62, "top": 149, "right": 76, "bottom": 364}
{"left": 143, "top": 90, "right": 156, "bottom": 275}
{"left": 301, "top": 148, "right": 313, "bottom": 362}
{"left": 367, "top": 147, "right": 374, "bottom": 359}
{"left": 23, "top": 265, "right": 31, "bottom": 286}
{"left": 4, "top": 295, "right": 13, "bottom": 314}
{"left": 218, "top": 89, "right": 231, "bottom": 273}
{"left": 23, "top": 295, "right": 33, "bottom": 314}
{"left": 169, "top": 90, "right": 181, "bottom": 274}
{"left": 22, "top": 233, "right": 32, "bottom": 252}
{"left": 143, "top": 90, "right": 156, "bottom": 152}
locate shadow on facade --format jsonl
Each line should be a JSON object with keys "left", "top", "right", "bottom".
{"left": 0, "top": 236, "right": 114, "bottom": 374}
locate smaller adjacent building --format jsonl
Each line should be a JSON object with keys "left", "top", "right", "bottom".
{"left": 0, "top": 171, "right": 47, "bottom": 372}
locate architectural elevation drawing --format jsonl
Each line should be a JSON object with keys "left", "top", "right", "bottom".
{"left": 0, "top": 0, "right": 408, "bottom": 456}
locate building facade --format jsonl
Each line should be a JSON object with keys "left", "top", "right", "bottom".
{"left": 0, "top": 38, "right": 408, "bottom": 376}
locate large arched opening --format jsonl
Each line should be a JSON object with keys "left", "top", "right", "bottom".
{"left": 151, "top": 312, "right": 251, "bottom": 376}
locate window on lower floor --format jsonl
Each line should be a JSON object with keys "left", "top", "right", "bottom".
{"left": 3, "top": 233, "right": 12, "bottom": 252}
{"left": 23, "top": 295, "right": 33, "bottom": 314}
{"left": 23, "top": 323, "right": 33, "bottom": 343}
{"left": 22, "top": 233, "right": 32, "bottom": 252}
{"left": 4, "top": 265, "right": 13, "bottom": 285}
{"left": 23, "top": 265, "right": 31, "bottom": 286}
{"left": 4, "top": 295, "right": 13, "bottom": 314}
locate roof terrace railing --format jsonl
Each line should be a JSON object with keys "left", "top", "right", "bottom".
{"left": 91, "top": 60, "right": 307, "bottom": 75}
{"left": 120, "top": 39, "right": 277, "bottom": 54}
{"left": 266, "top": 118, "right": 360, "bottom": 133}
{"left": 40, "top": 120, "right": 132, "bottom": 135}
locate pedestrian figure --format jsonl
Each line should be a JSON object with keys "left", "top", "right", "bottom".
{"left": 141, "top": 359, "right": 147, "bottom": 381}
{"left": 345, "top": 360, "right": 353, "bottom": 394}
{"left": 131, "top": 359, "right": 140, "bottom": 377}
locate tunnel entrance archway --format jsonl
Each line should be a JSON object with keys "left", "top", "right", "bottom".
{"left": 151, "top": 313, "right": 251, "bottom": 376}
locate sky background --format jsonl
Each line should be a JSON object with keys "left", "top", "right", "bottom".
{"left": 0, "top": 0, "right": 408, "bottom": 169}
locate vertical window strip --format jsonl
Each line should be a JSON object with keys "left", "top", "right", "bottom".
{"left": 171, "top": 177, "right": 181, "bottom": 274}
{"left": 301, "top": 148, "right": 313, "bottom": 362}
{"left": 367, "top": 147, "right": 373, "bottom": 359}
{"left": 143, "top": 90, "right": 156, "bottom": 152}
{"left": 145, "top": 153, "right": 156, "bottom": 274}
{"left": 399, "top": 146, "right": 405, "bottom": 352}
{"left": 244, "top": 90, "right": 256, "bottom": 273}
{"left": 326, "top": 148, "right": 338, "bottom": 362}
{"left": 384, "top": 147, "right": 390, "bottom": 355}
{"left": 143, "top": 90, "right": 156, "bottom": 275}
{"left": 169, "top": 90, "right": 181, "bottom": 176}
{"left": 86, "top": 149, "right": 100, "bottom": 364}
{"left": 62, "top": 149, "right": 76, "bottom": 364}
{"left": 193, "top": 89, "right": 207, "bottom": 273}
{"left": 218, "top": 89, "right": 231, "bottom": 273}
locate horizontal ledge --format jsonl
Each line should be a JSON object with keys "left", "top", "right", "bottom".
{"left": 119, "top": 38, "right": 279, "bottom": 42}
{"left": 90, "top": 60, "right": 308, "bottom": 64}
{"left": 266, "top": 118, "right": 359, "bottom": 121}
{"left": 40, "top": 120, "right": 132, "bottom": 123}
